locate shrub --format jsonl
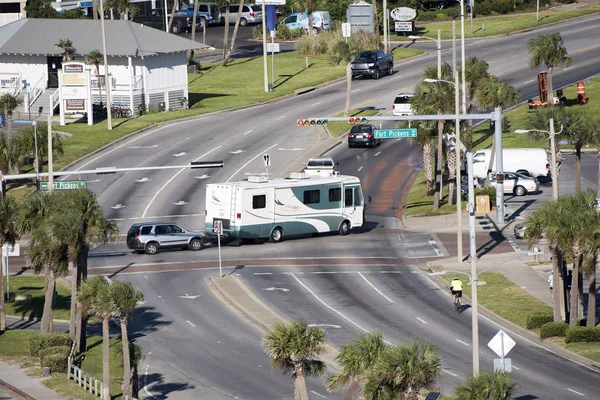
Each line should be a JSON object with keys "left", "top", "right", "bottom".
{"left": 29, "top": 333, "right": 72, "bottom": 357}
{"left": 39, "top": 345, "right": 71, "bottom": 361}
{"left": 297, "top": 29, "right": 341, "bottom": 56}
{"left": 477, "top": 2, "right": 493, "bottom": 15}
{"left": 349, "top": 30, "right": 381, "bottom": 55}
{"left": 29, "top": 333, "right": 44, "bottom": 357}
{"left": 43, "top": 354, "right": 69, "bottom": 373}
{"left": 540, "top": 322, "right": 569, "bottom": 339}
{"left": 474, "top": 187, "right": 497, "bottom": 208}
{"left": 565, "top": 327, "right": 600, "bottom": 343}
{"left": 526, "top": 312, "right": 553, "bottom": 330}
{"left": 416, "top": 11, "right": 437, "bottom": 21}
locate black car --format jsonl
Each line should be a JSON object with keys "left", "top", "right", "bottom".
{"left": 348, "top": 124, "right": 381, "bottom": 148}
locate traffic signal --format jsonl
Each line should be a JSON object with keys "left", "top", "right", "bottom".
{"left": 296, "top": 119, "right": 328, "bottom": 126}
{"left": 348, "top": 117, "right": 368, "bottom": 124}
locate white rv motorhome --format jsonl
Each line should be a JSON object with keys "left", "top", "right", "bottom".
{"left": 471, "top": 148, "right": 549, "bottom": 179}
{"left": 205, "top": 173, "right": 365, "bottom": 242}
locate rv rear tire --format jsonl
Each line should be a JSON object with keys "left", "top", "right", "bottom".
{"left": 339, "top": 221, "right": 350, "bottom": 236}
{"left": 269, "top": 227, "right": 283, "bottom": 243}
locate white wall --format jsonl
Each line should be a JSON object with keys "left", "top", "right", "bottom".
{"left": 140, "top": 52, "right": 188, "bottom": 92}
{"left": 0, "top": 54, "right": 47, "bottom": 89}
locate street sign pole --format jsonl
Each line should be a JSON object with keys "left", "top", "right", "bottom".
{"left": 214, "top": 220, "right": 223, "bottom": 277}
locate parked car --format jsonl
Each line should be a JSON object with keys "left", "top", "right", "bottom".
{"left": 176, "top": 2, "right": 219, "bottom": 26}
{"left": 488, "top": 172, "right": 540, "bottom": 196}
{"left": 219, "top": 3, "right": 262, "bottom": 26}
{"left": 126, "top": 222, "right": 205, "bottom": 255}
{"left": 279, "top": 11, "right": 331, "bottom": 34}
{"left": 393, "top": 93, "right": 413, "bottom": 116}
{"left": 348, "top": 124, "right": 381, "bottom": 148}
{"left": 132, "top": 9, "right": 198, "bottom": 33}
{"left": 351, "top": 50, "right": 394, "bottom": 80}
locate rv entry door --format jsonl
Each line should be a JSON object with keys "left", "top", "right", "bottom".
{"left": 343, "top": 184, "right": 364, "bottom": 227}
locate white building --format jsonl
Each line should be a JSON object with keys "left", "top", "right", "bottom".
{"left": 0, "top": 18, "right": 209, "bottom": 117}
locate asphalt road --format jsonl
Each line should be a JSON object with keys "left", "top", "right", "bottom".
{"left": 61, "top": 15, "right": 600, "bottom": 399}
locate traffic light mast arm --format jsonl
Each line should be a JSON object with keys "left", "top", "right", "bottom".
{"left": 298, "top": 113, "right": 495, "bottom": 123}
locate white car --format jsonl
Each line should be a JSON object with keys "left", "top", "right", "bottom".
{"left": 392, "top": 93, "right": 413, "bottom": 116}
{"left": 489, "top": 172, "right": 539, "bottom": 196}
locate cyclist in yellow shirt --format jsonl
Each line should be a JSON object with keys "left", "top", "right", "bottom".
{"left": 450, "top": 277, "right": 464, "bottom": 308}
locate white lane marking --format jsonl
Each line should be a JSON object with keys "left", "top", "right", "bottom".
{"left": 179, "top": 294, "right": 200, "bottom": 299}
{"left": 429, "top": 239, "right": 444, "bottom": 257}
{"left": 243, "top": 130, "right": 253, "bottom": 135}
{"left": 230, "top": 149, "right": 245, "bottom": 154}
{"left": 125, "top": 213, "right": 205, "bottom": 220}
{"left": 357, "top": 272, "right": 394, "bottom": 303}
{"left": 262, "top": 287, "right": 290, "bottom": 292}
{"left": 173, "top": 151, "right": 187, "bottom": 157}
{"left": 186, "top": 320, "right": 197, "bottom": 328}
{"left": 195, "top": 174, "right": 210, "bottom": 180}
{"left": 523, "top": 79, "right": 535, "bottom": 84}
{"left": 143, "top": 365, "right": 159, "bottom": 399}
{"left": 128, "top": 144, "right": 159, "bottom": 149}
{"left": 455, "top": 339, "right": 470, "bottom": 346}
{"left": 443, "top": 369, "right": 458, "bottom": 377}
{"left": 226, "top": 143, "right": 279, "bottom": 182}
{"left": 310, "top": 101, "right": 323, "bottom": 107}
{"left": 289, "top": 273, "right": 392, "bottom": 344}
{"left": 253, "top": 272, "right": 273, "bottom": 275}
{"left": 136, "top": 177, "right": 151, "bottom": 183}
{"left": 111, "top": 203, "right": 125, "bottom": 210}
{"left": 357, "top": 166, "right": 363, "bottom": 172}
{"left": 276, "top": 115, "right": 286, "bottom": 120}
{"left": 380, "top": 271, "right": 402, "bottom": 274}
{"left": 567, "top": 389, "right": 584, "bottom": 396}
{"left": 351, "top": 89, "right": 360, "bottom": 93}
{"left": 141, "top": 146, "right": 222, "bottom": 218}
{"left": 415, "top": 317, "right": 428, "bottom": 324}
{"left": 173, "top": 200, "right": 188, "bottom": 206}
{"left": 311, "top": 391, "right": 327, "bottom": 398}
{"left": 308, "top": 324, "right": 341, "bottom": 329}
{"left": 411, "top": 271, "right": 423, "bottom": 274}
{"left": 374, "top": 151, "right": 381, "bottom": 157}
{"left": 512, "top": 365, "right": 520, "bottom": 370}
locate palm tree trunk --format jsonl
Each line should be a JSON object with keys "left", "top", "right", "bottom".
{"left": 424, "top": 142, "right": 435, "bottom": 195}
{"left": 551, "top": 247, "right": 561, "bottom": 321}
{"left": 121, "top": 319, "right": 132, "bottom": 398}
{"left": 294, "top": 364, "right": 309, "bottom": 400}
{"left": 587, "top": 262, "right": 596, "bottom": 327}
{"left": 578, "top": 262, "right": 585, "bottom": 321}
{"left": 222, "top": 3, "right": 230, "bottom": 60}
{"left": 69, "top": 261, "right": 78, "bottom": 342}
{"left": 223, "top": 0, "right": 245, "bottom": 67}
{"left": 447, "top": 150, "right": 457, "bottom": 205}
{"left": 0, "top": 246, "right": 5, "bottom": 331}
{"left": 77, "top": 249, "right": 89, "bottom": 353}
{"left": 41, "top": 268, "right": 55, "bottom": 333}
{"left": 191, "top": 0, "right": 200, "bottom": 43}
{"left": 7, "top": 118, "right": 13, "bottom": 139}
{"left": 92, "top": 0, "right": 98, "bottom": 20}
{"left": 102, "top": 317, "right": 111, "bottom": 400}
{"left": 570, "top": 258, "right": 581, "bottom": 328}
{"left": 167, "top": 1, "right": 178, "bottom": 33}
{"left": 344, "top": 63, "right": 352, "bottom": 117}
{"left": 433, "top": 120, "right": 444, "bottom": 210}
{"left": 597, "top": 147, "right": 600, "bottom": 196}
{"left": 575, "top": 145, "right": 581, "bottom": 192}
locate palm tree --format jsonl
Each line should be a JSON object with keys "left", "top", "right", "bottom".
{"left": 109, "top": 280, "right": 143, "bottom": 399}
{"left": 86, "top": 50, "right": 104, "bottom": 104}
{"left": 55, "top": 38, "right": 75, "bottom": 62}
{"left": 222, "top": 1, "right": 231, "bottom": 60}
{"left": 0, "top": 196, "right": 19, "bottom": 332}
{"left": 412, "top": 63, "right": 455, "bottom": 210}
{"left": 78, "top": 276, "right": 114, "bottom": 400}
{"left": 582, "top": 249, "right": 598, "bottom": 328}
{"left": 528, "top": 32, "right": 572, "bottom": 108}
{"left": 297, "top": 0, "right": 318, "bottom": 35}
{"left": 463, "top": 56, "right": 491, "bottom": 129}
{"left": 566, "top": 116, "right": 598, "bottom": 192}
{"left": 455, "top": 371, "right": 517, "bottom": 400}
{"left": 410, "top": 120, "right": 437, "bottom": 196}
{"left": 327, "top": 331, "right": 386, "bottom": 397}
{"left": 0, "top": 93, "right": 24, "bottom": 138}
{"left": 52, "top": 190, "right": 117, "bottom": 353}
{"left": 222, "top": 0, "right": 246, "bottom": 66}
{"left": 362, "top": 340, "right": 441, "bottom": 399}
{"left": 105, "top": 0, "right": 136, "bottom": 19}
{"left": 10, "top": 123, "right": 63, "bottom": 177}
{"left": 263, "top": 320, "right": 327, "bottom": 399}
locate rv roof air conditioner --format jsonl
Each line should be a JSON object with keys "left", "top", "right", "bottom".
{"left": 248, "top": 176, "right": 268, "bottom": 183}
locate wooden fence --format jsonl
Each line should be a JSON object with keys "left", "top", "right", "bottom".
{"left": 67, "top": 343, "right": 102, "bottom": 397}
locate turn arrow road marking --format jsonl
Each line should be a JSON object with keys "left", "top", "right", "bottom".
{"left": 173, "top": 201, "right": 188, "bottom": 206}
{"left": 111, "top": 204, "right": 125, "bottom": 209}
{"left": 136, "top": 177, "right": 151, "bottom": 183}
{"left": 178, "top": 294, "right": 200, "bottom": 299}
{"left": 195, "top": 174, "right": 210, "bottom": 180}
{"left": 230, "top": 149, "right": 245, "bottom": 154}
{"left": 262, "top": 287, "right": 290, "bottom": 292}
{"left": 173, "top": 152, "right": 187, "bottom": 157}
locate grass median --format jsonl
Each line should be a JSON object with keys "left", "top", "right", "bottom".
{"left": 3, "top": 276, "right": 70, "bottom": 321}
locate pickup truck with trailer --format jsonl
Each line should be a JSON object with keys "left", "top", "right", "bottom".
{"left": 132, "top": 9, "right": 199, "bottom": 33}
{"left": 351, "top": 50, "right": 394, "bottom": 80}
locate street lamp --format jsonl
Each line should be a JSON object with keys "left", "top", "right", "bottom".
{"left": 31, "top": 121, "right": 39, "bottom": 187}
{"left": 409, "top": 30, "right": 442, "bottom": 80}
{"left": 430, "top": 250, "right": 541, "bottom": 376}
{"left": 515, "top": 118, "right": 563, "bottom": 200}
{"left": 424, "top": 75, "right": 463, "bottom": 264}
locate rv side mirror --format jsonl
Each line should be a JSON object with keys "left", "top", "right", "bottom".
{"left": 367, "top": 195, "right": 372, "bottom": 204}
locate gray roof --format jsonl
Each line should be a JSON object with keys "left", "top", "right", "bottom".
{"left": 0, "top": 19, "right": 210, "bottom": 57}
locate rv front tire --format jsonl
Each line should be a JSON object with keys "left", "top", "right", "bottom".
{"left": 339, "top": 221, "right": 350, "bottom": 236}
{"left": 269, "top": 227, "right": 283, "bottom": 243}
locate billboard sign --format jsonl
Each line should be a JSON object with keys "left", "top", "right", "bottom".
{"left": 390, "top": 7, "right": 417, "bottom": 22}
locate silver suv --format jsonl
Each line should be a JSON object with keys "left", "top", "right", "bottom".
{"left": 126, "top": 222, "right": 204, "bottom": 255}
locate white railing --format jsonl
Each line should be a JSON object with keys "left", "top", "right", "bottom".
{"left": 51, "top": 89, "right": 60, "bottom": 111}
{"left": 0, "top": 13, "right": 21, "bottom": 27}
{"left": 91, "top": 75, "right": 143, "bottom": 91}
{"left": 25, "top": 75, "right": 46, "bottom": 112}
{"left": 133, "top": 75, "right": 143, "bottom": 90}
{"left": 0, "top": 73, "right": 22, "bottom": 97}
{"left": 67, "top": 343, "right": 103, "bottom": 397}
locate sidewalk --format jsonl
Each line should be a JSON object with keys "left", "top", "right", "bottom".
{"left": 0, "top": 359, "right": 63, "bottom": 400}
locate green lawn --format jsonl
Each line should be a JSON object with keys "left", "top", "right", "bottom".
{"left": 547, "top": 337, "right": 600, "bottom": 363}
{"left": 442, "top": 273, "right": 552, "bottom": 329}
{"left": 3, "top": 276, "right": 71, "bottom": 321}
{"left": 0, "top": 330, "right": 126, "bottom": 400}
{"left": 403, "top": 168, "right": 466, "bottom": 217}
{"left": 417, "top": 5, "right": 600, "bottom": 40}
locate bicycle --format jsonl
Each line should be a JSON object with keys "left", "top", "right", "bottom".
{"left": 453, "top": 293, "right": 462, "bottom": 313}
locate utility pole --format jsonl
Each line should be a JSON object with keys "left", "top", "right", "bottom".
{"left": 261, "top": 1, "right": 269, "bottom": 92}
{"left": 460, "top": 0, "right": 467, "bottom": 115}
{"left": 494, "top": 107, "right": 505, "bottom": 224}
{"left": 48, "top": 96, "right": 54, "bottom": 193}
{"left": 466, "top": 151, "right": 479, "bottom": 375}
{"left": 99, "top": 0, "right": 112, "bottom": 130}
{"left": 383, "top": 0, "right": 388, "bottom": 54}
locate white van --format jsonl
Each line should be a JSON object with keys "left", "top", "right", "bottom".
{"left": 470, "top": 148, "right": 549, "bottom": 179}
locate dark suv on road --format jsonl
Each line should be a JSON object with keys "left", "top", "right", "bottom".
{"left": 126, "top": 222, "right": 205, "bottom": 255}
{"left": 347, "top": 124, "right": 381, "bottom": 148}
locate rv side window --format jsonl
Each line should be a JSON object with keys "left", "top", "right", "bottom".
{"left": 328, "top": 188, "right": 341, "bottom": 202}
{"left": 354, "top": 187, "right": 363, "bottom": 206}
{"left": 344, "top": 188, "right": 353, "bottom": 207}
{"left": 253, "top": 194, "right": 266, "bottom": 209}
{"left": 303, "top": 190, "right": 320, "bottom": 204}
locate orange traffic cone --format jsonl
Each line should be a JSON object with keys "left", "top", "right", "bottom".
{"left": 577, "top": 81, "right": 587, "bottom": 104}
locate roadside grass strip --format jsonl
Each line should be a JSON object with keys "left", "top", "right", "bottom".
{"left": 3, "top": 276, "right": 71, "bottom": 321}
{"left": 403, "top": 169, "right": 465, "bottom": 217}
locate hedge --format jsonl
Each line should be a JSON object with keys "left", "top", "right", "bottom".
{"left": 526, "top": 312, "right": 554, "bottom": 330}
{"left": 29, "top": 332, "right": 73, "bottom": 357}
{"left": 565, "top": 327, "right": 600, "bottom": 343}
{"left": 39, "top": 345, "right": 71, "bottom": 364}
{"left": 42, "top": 354, "right": 69, "bottom": 373}
{"left": 540, "top": 322, "right": 569, "bottom": 339}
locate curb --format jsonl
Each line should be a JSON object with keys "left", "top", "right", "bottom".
{"left": 0, "top": 378, "right": 36, "bottom": 400}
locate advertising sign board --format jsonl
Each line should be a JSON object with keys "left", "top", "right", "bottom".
{"left": 390, "top": 7, "right": 417, "bottom": 22}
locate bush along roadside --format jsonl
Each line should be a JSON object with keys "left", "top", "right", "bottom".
{"left": 540, "top": 321, "right": 569, "bottom": 339}
{"left": 526, "top": 312, "right": 554, "bottom": 330}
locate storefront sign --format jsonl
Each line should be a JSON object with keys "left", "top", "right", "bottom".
{"left": 395, "top": 21, "right": 414, "bottom": 32}
{"left": 390, "top": 7, "right": 417, "bottom": 22}
{"left": 66, "top": 99, "right": 86, "bottom": 111}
